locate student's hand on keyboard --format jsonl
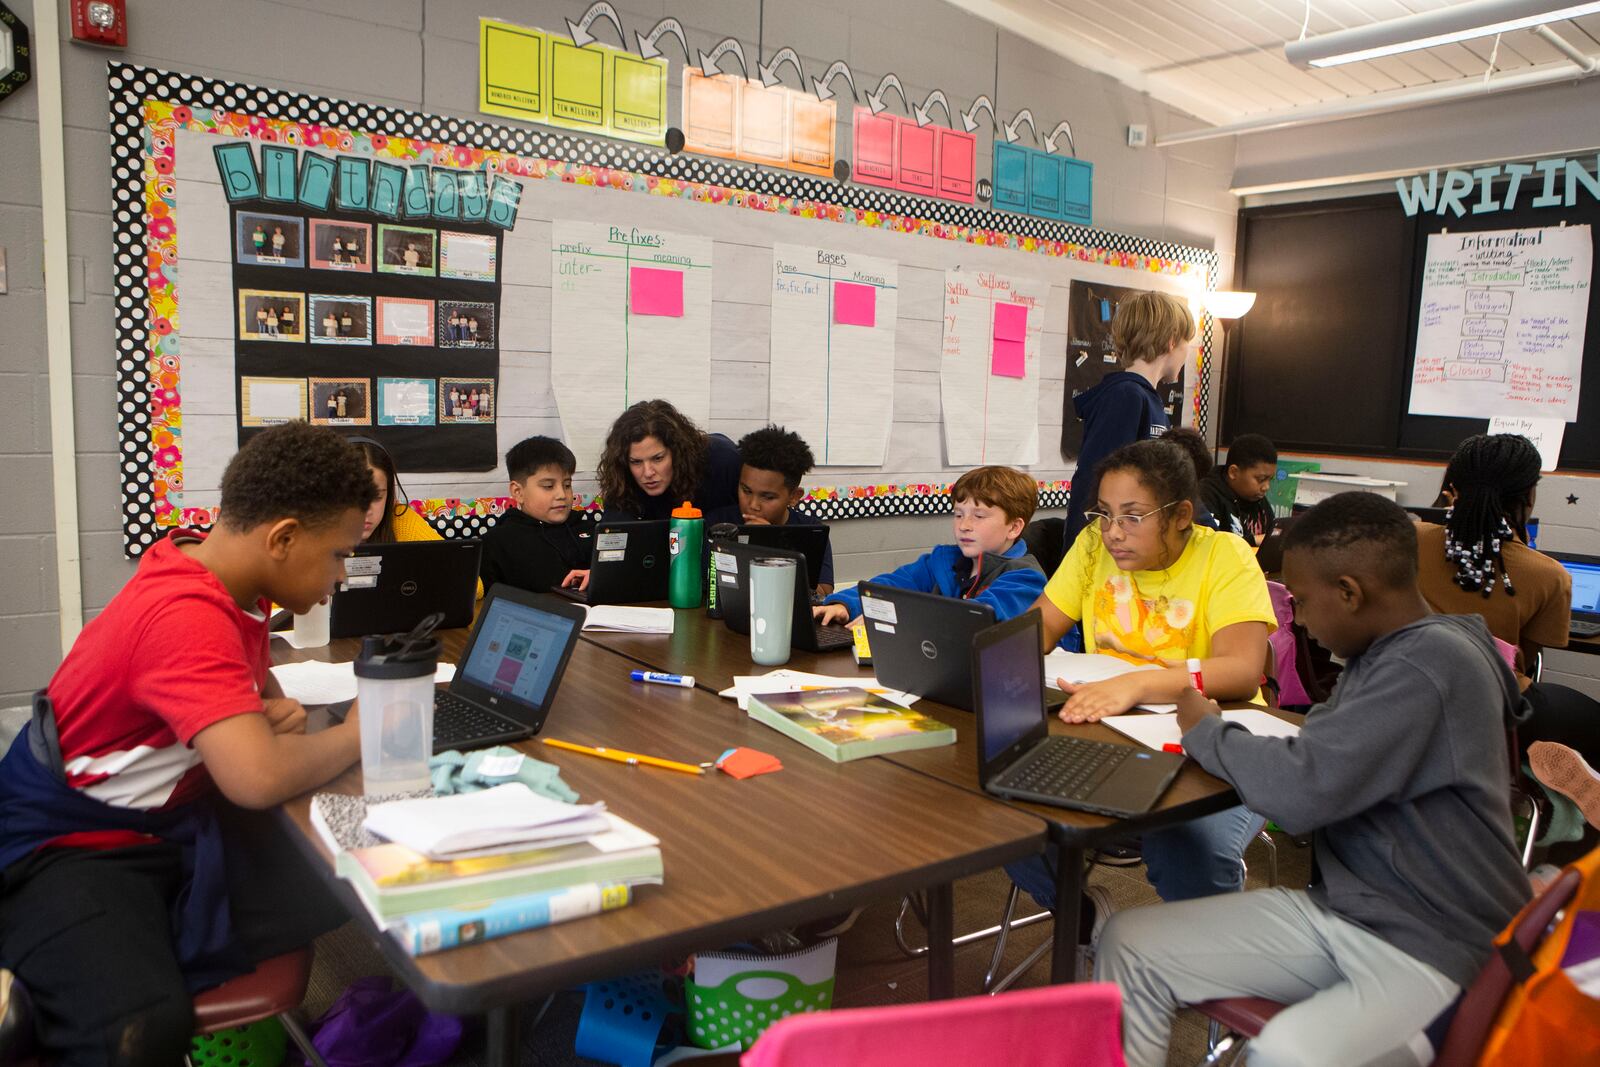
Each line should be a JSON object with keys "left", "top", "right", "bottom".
{"left": 813, "top": 602, "right": 850, "bottom": 627}
{"left": 262, "top": 697, "right": 309, "bottom": 736}
{"left": 561, "top": 568, "right": 591, "bottom": 591}
{"left": 1057, "top": 674, "right": 1147, "bottom": 724}
{"left": 1175, "top": 687, "right": 1221, "bottom": 733}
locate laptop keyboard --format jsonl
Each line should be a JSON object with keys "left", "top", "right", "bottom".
{"left": 433, "top": 690, "right": 516, "bottom": 750}
{"left": 813, "top": 624, "right": 854, "bottom": 651}
{"left": 1000, "top": 737, "right": 1130, "bottom": 802}
{"left": 1572, "top": 620, "right": 1600, "bottom": 639}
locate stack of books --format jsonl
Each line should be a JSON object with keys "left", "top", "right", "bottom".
{"left": 310, "top": 783, "right": 663, "bottom": 955}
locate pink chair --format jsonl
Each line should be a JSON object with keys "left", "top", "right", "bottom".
{"left": 1266, "top": 582, "right": 1312, "bottom": 708}
{"left": 741, "top": 983, "right": 1127, "bottom": 1067}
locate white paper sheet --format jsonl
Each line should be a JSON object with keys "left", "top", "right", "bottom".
{"left": 550, "top": 221, "right": 713, "bottom": 474}
{"left": 270, "top": 660, "right": 456, "bottom": 705}
{"left": 939, "top": 269, "right": 1048, "bottom": 465}
{"left": 1043, "top": 651, "right": 1174, "bottom": 712}
{"left": 382, "top": 299, "right": 431, "bottom": 338}
{"left": 381, "top": 378, "right": 433, "bottom": 418}
{"left": 248, "top": 379, "right": 305, "bottom": 420}
{"left": 1102, "top": 708, "right": 1302, "bottom": 751}
{"left": 581, "top": 605, "right": 675, "bottom": 633}
{"left": 768, "top": 245, "right": 899, "bottom": 466}
{"left": 717, "top": 668, "right": 919, "bottom": 711}
{"left": 1408, "top": 225, "right": 1591, "bottom": 420}
{"left": 1488, "top": 414, "right": 1566, "bottom": 471}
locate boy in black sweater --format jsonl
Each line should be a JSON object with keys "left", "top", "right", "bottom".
{"left": 480, "top": 437, "right": 592, "bottom": 594}
{"left": 1197, "top": 432, "right": 1278, "bottom": 546}
{"left": 1098, "top": 493, "right": 1530, "bottom": 1067}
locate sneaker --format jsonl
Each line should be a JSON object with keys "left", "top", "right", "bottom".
{"left": 0, "top": 968, "right": 35, "bottom": 1063}
{"left": 1529, "top": 742, "right": 1600, "bottom": 830}
{"left": 1074, "top": 884, "right": 1116, "bottom": 980}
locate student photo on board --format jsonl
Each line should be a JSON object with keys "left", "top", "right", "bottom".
{"left": 437, "top": 301, "right": 495, "bottom": 349}
{"left": 309, "top": 378, "right": 371, "bottom": 426}
{"left": 438, "top": 378, "right": 494, "bottom": 424}
{"left": 235, "top": 212, "right": 305, "bottom": 268}
{"left": 307, "top": 296, "right": 372, "bottom": 346}
{"left": 237, "top": 290, "right": 306, "bottom": 343}
{"left": 309, "top": 219, "right": 372, "bottom": 272}
{"left": 377, "top": 224, "right": 437, "bottom": 277}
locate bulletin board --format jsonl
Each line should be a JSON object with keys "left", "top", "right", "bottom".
{"left": 109, "top": 62, "right": 1216, "bottom": 556}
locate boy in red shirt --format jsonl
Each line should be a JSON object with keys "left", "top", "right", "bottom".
{"left": 0, "top": 422, "right": 377, "bottom": 1066}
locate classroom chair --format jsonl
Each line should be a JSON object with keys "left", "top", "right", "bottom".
{"left": 1021, "top": 518, "right": 1067, "bottom": 577}
{"left": 7, "top": 949, "right": 326, "bottom": 1067}
{"left": 1192, "top": 866, "right": 1582, "bottom": 1067}
{"left": 740, "top": 981, "right": 1126, "bottom": 1067}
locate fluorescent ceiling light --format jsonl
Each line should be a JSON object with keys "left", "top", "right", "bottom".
{"left": 1285, "top": 0, "right": 1600, "bottom": 68}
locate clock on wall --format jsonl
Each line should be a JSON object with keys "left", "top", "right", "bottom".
{"left": 0, "top": 2, "right": 31, "bottom": 102}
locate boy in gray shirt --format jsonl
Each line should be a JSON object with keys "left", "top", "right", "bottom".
{"left": 1098, "top": 492, "right": 1532, "bottom": 1067}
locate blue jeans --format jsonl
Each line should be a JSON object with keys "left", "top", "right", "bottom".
{"left": 1005, "top": 804, "right": 1260, "bottom": 910}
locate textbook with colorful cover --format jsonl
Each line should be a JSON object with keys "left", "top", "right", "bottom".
{"left": 746, "top": 687, "right": 955, "bottom": 762}
{"left": 388, "top": 882, "right": 634, "bottom": 955}
{"left": 310, "top": 796, "right": 663, "bottom": 918}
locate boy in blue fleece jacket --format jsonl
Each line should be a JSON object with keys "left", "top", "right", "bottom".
{"left": 815, "top": 465, "right": 1046, "bottom": 625}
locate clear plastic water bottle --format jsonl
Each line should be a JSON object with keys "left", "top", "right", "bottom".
{"left": 354, "top": 614, "right": 442, "bottom": 796}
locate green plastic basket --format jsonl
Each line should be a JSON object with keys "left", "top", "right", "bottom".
{"left": 686, "top": 969, "right": 835, "bottom": 1051}
{"left": 188, "top": 1018, "right": 288, "bottom": 1067}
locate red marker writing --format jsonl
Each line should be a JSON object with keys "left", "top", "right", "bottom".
{"left": 1187, "top": 657, "right": 1205, "bottom": 696}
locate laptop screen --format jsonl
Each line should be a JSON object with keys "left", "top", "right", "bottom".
{"left": 1562, "top": 558, "right": 1600, "bottom": 616}
{"left": 977, "top": 618, "right": 1047, "bottom": 763}
{"left": 460, "top": 597, "right": 579, "bottom": 710}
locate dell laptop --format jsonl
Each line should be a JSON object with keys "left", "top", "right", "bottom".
{"left": 430, "top": 586, "right": 587, "bottom": 753}
{"left": 974, "top": 610, "right": 1184, "bottom": 818}
{"left": 1548, "top": 551, "right": 1600, "bottom": 638}
{"left": 715, "top": 541, "right": 854, "bottom": 653}
{"left": 331, "top": 539, "right": 482, "bottom": 640}
{"left": 555, "top": 519, "right": 670, "bottom": 605}
{"left": 732, "top": 524, "right": 831, "bottom": 590}
{"left": 859, "top": 584, "right": 995, "bottom": 710}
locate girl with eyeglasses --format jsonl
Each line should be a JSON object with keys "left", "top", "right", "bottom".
{"left": 1006, "top": 436, "right": 1276, "bottom": 914}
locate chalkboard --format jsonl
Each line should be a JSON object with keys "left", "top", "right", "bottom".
{"left": 1224, "top": 191, "right": 1600, "bottom": 471}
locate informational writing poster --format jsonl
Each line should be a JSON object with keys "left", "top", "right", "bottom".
{"left": 550, "top": 221, "right": 713, "bottom": 473}
{"left": 768, "top": 245, "right": 899, "bottom": 466}
{"left": 1408, "top": 225, "right": 1591, "bottom": 420}
{"left": 940, "top": 270, "right": 1049, "bottom": 466}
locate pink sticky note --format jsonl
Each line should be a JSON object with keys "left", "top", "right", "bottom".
{"left": 994, "top": 301, "right": 1028, "bottom": 342}
{"left": 630, "top": 266, "right": 684, "bottom": 317}
{"left": 991, "top": 338, "right": 1026, "bottom": 378}
{"left": 833, "top": 281, "right": 876, "bottom": 327}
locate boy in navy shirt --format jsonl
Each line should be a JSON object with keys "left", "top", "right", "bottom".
{"left": 0, "top": 423, "right": 375, "bottom": 1066}
{"left": 707, "top": 425, "right": 835, "bottom": 594}
{"left": 1067, "top": 291, "right": 1194, "bottom": 543}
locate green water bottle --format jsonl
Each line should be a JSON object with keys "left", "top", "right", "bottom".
{"left": 669, "top": 501, "right": 704, "bottom": 609}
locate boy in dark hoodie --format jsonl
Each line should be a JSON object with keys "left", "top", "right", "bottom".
{"left": 1198, "top": 432, "right": 1278, "bottom": 546}
{"left": 479, "top": 437, "right": 592, "bottom": 594}
{"left": 1098, "top": 492, "right": 1531, "bottom": 1067}
{"left": 1067, "top": 291, "right": 1194, "bottom": 543}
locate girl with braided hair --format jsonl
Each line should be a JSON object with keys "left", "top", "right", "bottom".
{"left": 1416, "top": 433, "right": 1598, "bottom": 769}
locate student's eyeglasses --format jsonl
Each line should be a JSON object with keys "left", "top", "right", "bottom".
{"left": 1083, "top": 500, "right": 1179, "bottom": 532}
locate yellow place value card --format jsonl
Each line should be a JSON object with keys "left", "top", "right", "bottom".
{"left": 610, "top": 52, "right": 667, "bottom": 142}
{"left": 548, "top": 35, "right": 606, "bottom": 131}
{"left": 479, "top": 19, "right": 546, "bottom": 123}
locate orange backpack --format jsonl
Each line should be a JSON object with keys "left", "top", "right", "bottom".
{"left": 1475, "top": 844, "right": 1600, "bottom": 1066}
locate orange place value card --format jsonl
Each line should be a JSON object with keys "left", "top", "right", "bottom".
{"left": 787, "top": 93, "right": 837, "bottom": 177}
{"left": 683, "top": 68, "right": 739, "bottom": 158}
{"left": 737, "top": 79, "right": 789, "bottom": 163}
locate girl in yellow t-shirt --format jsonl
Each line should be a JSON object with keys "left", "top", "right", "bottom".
{"left": 1008, "top": 437, "right": 1276, "bottom": 912}
{"left": 1037, "top": 440, "right": 1275, "bottom": 720}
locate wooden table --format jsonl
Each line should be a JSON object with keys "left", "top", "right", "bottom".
{"left": 585, "top": 607, "right": 1259, "bottom": 982}
{"left": 274, "top": 631, "right": 1044, "bottom": 1065}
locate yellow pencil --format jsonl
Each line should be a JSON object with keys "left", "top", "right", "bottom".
{"left": 541, "top": 737, "right": 705, "bottom": 776}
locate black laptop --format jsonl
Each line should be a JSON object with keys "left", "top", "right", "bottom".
{"left": 860, "top": 584, "right": 994, "bottom": 710}
{"left": 431, "top": 586, "right": 586, "bottom": 753}
{"left": 734, "top": 524, "right": 830, "bottom": 589}
{"left": 554, "top": 520, "right": 670, "bottom": 605}
{"left": 715, "top": 541, "right": 854, "bottom": 652}
{"left": 1548, "top": 551, "right": 1600, "bottom": 638}
{"left": 974, "top": 610, "right": 1184, "bottom": 818}
{"left": 331, "top": 540, "right": 482, "bottom": 640}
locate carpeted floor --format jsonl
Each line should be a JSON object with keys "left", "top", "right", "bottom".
{"left": 302, "top": 830, "right": 1310, "bottom": 1066}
